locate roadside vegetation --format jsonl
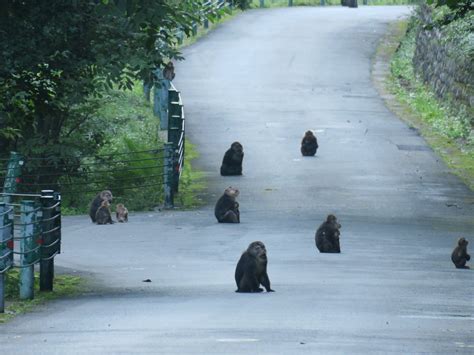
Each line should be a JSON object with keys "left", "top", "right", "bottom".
{"left": 387, "top": 2, "right": 473, "bottom": 188}
{"left": 0, "top": 1, "right": 233, "bottom": 214}
{"left": 0, "top": 270, "right": 82, "bottom": 323}
{"left": 249, "top": 0, "right": 418, "bottom": 7}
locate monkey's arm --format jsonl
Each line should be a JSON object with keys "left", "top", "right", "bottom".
{"left": 260, "top": 272, "right": 275, "bottom": 292}
{"left": 466, "top": 254, "right": 470, "bottom": 261}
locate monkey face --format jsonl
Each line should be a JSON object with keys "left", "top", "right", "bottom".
{"left": 101, "top": 200, "right": 110, "bottom": 208}
{"left": 327, "top": 214, "right": 341, "bottom": 228}
{"left": 305, "top": 130, "right": 314, "bottom": 137}
{"left": 225, "top": 187, "right": 240, "bottom": 198}
{"left": 248, "top": 241, "right": 267, "bottom": 260}
{"left": 101, "top": 190, "right": 113, "bottom": 202}
{"left": 231, "top": 142, "right": 243, "bottom": 155}
{"left": 459, "top": 238, "right": 468, "bottom": 247}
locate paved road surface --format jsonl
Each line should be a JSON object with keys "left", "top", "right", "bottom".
{"left": 1, "top": 6, "right": 473, "bottom": 354}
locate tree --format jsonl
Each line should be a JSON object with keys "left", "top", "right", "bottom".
{"left": 0, "top": 0, "right": 220, "bottom": 186}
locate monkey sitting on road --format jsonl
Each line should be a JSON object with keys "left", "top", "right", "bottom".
{"left": 96, "top": 200, "right": 113, "bottom": 225}
{"left": 315, "top": 214, "right": 341, "bottom": 253}
{"left": 451, "top": 237, "right": 470, "bottom": 269}
{"left": 116, "top": 203, "right": 129, "bottom": 223}
{"left": 89, "top": 190, "right": 113, "bottom": 223}
{"left": 235, "top": 241, "right": 275, "bottom": 293}
{"left": 301, "top": 130, "right": 318, "bottom": 156}
{"left": 214, "top": 187, "right": 240, "bottom": 223}
{"left": 220, "top": 142, "right": 244, "bottom": 176}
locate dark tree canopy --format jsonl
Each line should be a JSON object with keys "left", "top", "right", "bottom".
{"left": 0, "top": 0, "right": 220, "bottom": 177}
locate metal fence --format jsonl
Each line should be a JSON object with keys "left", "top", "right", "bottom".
{"left": 0, "top": 191, "right": 61, "bottom": 312}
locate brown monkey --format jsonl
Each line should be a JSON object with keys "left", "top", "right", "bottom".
{"left": 451, "top": 237, "right": 470, "bottom": 269}
{"left": 235, "top": 241, "right": 274, "bottom": 293}
{"left": 301, "top": 130, "right": 318, "bottom": 156}
{"left": 89, "top": 190, "right": 113, "bottom": 223}
{"left": 95, "top": 200, "right": 113, "bottom": 225}
{"left": 116, "top": 203, "right": 129, "bottom": 223}
{"left": 163, "top": 62, "right": 175, "bottom": 81}
{"left": 315, "top": 214, "right": 341, "bottom": 253}
{"left": 214, "top": 187, "right": 240, "bottom": 223}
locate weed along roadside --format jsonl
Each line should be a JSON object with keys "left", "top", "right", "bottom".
{"left": 372, "top": 12, "right": 474, "bottom": 191}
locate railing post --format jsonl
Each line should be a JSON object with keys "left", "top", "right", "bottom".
{"left": 363, "top": 0, "right": 367, "bottom": 4}
{"left": 163, "top": 143, "right": 174, "bottom": 209}
{"left": 154, "top": 68, "right": 171, "bottom": 131}
{"left": 260, "top": 0, "right": 264, "bottom": 8}
{"left": 2, "top": 151, "right": 23, "bottom": 204}
{"left": 144, "top": 81, "right": 152, "bottom": 102}
{"left": 289, "top": 0, "right": 293, "bottom": 6}
{"left": 0, "top": 202, "right": 13, "bottom": 313}
{"left": 348, "top": 0, "right": 358, "bottom": 7}
{"left": 192, "top": 22, "right": 198, "bottom": 36}
{"left": 168, "top": 88, "right": 181, "bottom": 144}
{"left": 19, "top": 200, "right": 40, "bottom": 300}
{"left": 39, "top": 190, "right": 55, "bottom": 292}
{"left": 321, "top": 0, "right": 326, "bottom": 5}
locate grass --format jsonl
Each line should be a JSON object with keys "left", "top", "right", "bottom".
{"left": 0, "top": 269, "right": 83, "bottom": 323}
{"left": 375, "top": 19, "right": 474, "bottom": 190}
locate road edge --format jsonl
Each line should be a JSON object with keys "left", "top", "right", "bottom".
{"left": 371, "top": 20, "right": 474, "bottom": 192}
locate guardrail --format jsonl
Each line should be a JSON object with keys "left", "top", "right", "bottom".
{"left": 163, "top": 84, "right": 185, "bottom": 208}
{"left": 0, "top": 191, "right": 61, "bottom": 312}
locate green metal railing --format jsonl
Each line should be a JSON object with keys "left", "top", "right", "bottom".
{"left": 0, "top": 191, "right": 61, "bottom": 312}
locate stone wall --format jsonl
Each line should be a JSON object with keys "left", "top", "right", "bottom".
{"left": 413, "top": 5, "right": 473, "bottom": 119}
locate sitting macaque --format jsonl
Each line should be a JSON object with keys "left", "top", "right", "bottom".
{"left": 301, "top": 130, "right": 318, "bottom": 156}
{"left": 235, "top": 241, "right": 274, "bottom": 293}
{"left": 220, "top": 142, "right": 244, "bottom": 176}
{"left": 214, "top": 187, "right": 240, "bottom": 223}
{"left": 451, "top": 237, "right": 470, "bottom": 269}
{"left": 89, "top": 190, "right": 113, "bottom": 223}
{"left": 96, "top": 200, "right": 113, "bottom": 225}
{"left": 315, "top": 214, "right": 341, "bottom": 253}
{"left": 116, "top": 203, "right": 129, "bottom": 223}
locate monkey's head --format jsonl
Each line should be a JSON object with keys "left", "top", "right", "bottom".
{"left": 231, "top": 142, "right": 243, "bottom": 153}
{"left": 100, "top": 200, "right": 110, "bottom": 208}
{"left": 458, "top": 237, "right": 468, "bottom": 247}
{"left": 305, "top": 130, "right": 314, "bottom": 137}
{"left": 100, "top": 190, "right": 113, "bottom": 202}
{"left": 163, "top": 62, "right": 175, "bottom": 80}
{"left": 247, "top": 241, "right": 267, "bottom": 261}
{"left": 116, "top": 203, "right": 124, "bottom": 210}
{"left": 224, "top": 186, "right": 239, "bottom": 198}
{"left": 327, "top": 214, "right": 341, "bottom": 229}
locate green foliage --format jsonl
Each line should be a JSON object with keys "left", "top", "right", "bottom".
{"left": 0, "top": 0, "right": 222, "bottom": 179}
{"left": 59, "top": 84, "right": 164, "bottom": 214}
{"left": 235, "top": 0, "right": 253, "bottom": 9}
{"left": 425, "top": 0, "right": 473, "bottom": 25}
{"left": 176, "top": 141, "right": 207, "bottom": 208}
{"left": 426, "top": 0, "right": 472, "bottom": 13}
{"left": 250, "top": 0, "right": 417, "bottom": 6}
{"left": 389, "top": 17, "right": 472, "bottom": 143}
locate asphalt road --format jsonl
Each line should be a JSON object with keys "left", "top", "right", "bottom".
{"left": 1, "top": 6, "right": 473, "bottom": 355}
